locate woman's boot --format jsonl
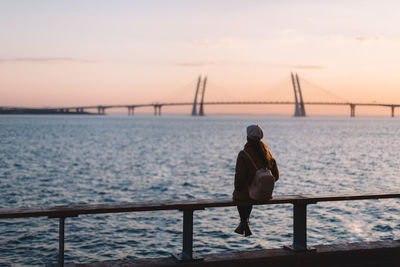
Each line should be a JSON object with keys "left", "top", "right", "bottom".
{"left": 234, "top": 221, "right": 245, "bottom": 235}
{"left": 244, "top": 219, "right": 252, "bottom": 237}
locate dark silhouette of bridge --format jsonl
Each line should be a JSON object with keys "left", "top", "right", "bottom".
{"left": 1, "top": 73, "right": 399, "bottom": 117}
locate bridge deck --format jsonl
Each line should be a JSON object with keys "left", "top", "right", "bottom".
{"left": 3, "top": 101, "right": 400, "bottom": 110}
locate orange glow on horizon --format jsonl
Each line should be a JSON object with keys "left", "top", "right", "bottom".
{"left": 1, "top": 2, "right": 400, "bottom": 115}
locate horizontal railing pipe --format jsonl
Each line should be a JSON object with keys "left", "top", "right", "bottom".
{"left": 1, "top": 192, "right": 400, "bottom": 265}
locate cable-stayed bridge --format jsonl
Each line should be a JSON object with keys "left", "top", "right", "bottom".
{"left": 2, "top": 73, "right": 399, "bottom": 117}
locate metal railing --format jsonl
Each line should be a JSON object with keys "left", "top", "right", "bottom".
{"left": 1, "top": 192, "right": 400, "bottom": 266}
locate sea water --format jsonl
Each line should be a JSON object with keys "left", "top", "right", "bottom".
{"left": 0, "top": 115, "right": 399, "bottom": 266}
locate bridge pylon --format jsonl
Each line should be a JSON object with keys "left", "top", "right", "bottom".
{"left": 191, "top": 75, "right": 207, "bottom": 116}
{"left": 198, "top": 76, "right": 207, "bottom": 116}
{"left": 191, "top": 76, "right": 202, "bottom": 116}
{"left": 296, "top": 73, "right": 306, "bottom": 116}
{"left": 291, "top": 73, "right": 306, "bottom": 117}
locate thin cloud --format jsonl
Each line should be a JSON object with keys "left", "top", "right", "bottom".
{"left": 0, "top": 57, "right": 97, "bottom": 63}
{"left": 177, "top": 60, "right": 323, "bottom": 70}
{"left": 193, "top": 38, "right": 234, "bottom": 47}
{"left": 292, "top": 64, "right": 324, "bottom": 69}
{"left": 176, "top": 61, "right": 217, "bottom": 67}
{"left": 354, "top": 36, "right": 381, "bottom": 42}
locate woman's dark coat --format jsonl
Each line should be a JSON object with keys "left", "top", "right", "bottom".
{"left": 233, "top": 142, "right": 279, "bottom": 200}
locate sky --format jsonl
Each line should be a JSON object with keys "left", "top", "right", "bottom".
{"left": 1, "top": 0, "right": 400, "bottom": 115}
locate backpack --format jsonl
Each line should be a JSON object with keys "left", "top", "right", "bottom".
{"left": 243, "top": 150, "right": 275, "bottom": 200}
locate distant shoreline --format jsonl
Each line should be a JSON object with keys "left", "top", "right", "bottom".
{"left": 0, "top": 109, "right": 94, "bottom": 115}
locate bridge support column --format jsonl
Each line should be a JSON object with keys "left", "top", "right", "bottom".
{"left": 128, "top": 106, "right": 135, "bottom": 116}
{"left": 350, "top": 104, "right": 356, "bottom": 117}
{"left": 97, "top": 107, "right": 105, "bottom": 115}
{"left": 154, "top": 105, "right": 161, "bottom": 116}
{"left": 391, "top": 106, "right": 395, "bottom": 117}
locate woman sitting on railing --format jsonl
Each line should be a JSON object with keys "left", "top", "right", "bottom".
{"left": 233, "top": 124, "right": 279, "bottom": 236}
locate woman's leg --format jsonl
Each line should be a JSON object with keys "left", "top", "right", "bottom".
{"left": 243, "top": 205, "right": 253, "bottom": 236}
{"left": 245, "top": 205, "right": 253, "bottom": 219}
{"left": 235, "top": 205, "right": 253, "bottom": 236}
{"left": 237, "top": 205, "right": 252, "bottom": 221}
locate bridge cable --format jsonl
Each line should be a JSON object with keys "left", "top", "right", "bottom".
{"left": 207, "top": 76, "right": 292, "bottom": 102}
{"left": 157, "top": 78, "right": 198, "bottom": 103}
{"left": 300, "top": 77, "right": 349, "bottom": 103}
{"left": 205, "top": 81, "right": 246, "bottom": 101}
{"left": 258, "top": 77, "right": 294, "bottom": 101}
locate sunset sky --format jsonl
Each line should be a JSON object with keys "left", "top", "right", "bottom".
{"left": 1, "top": 1, "right": 400, "bottom": 115}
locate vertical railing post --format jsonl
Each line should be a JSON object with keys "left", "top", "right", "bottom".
{"left": 59, "top": 217, "right": 65, "bottom": 266}
{"left": 182, "top": 209, "right": 193, "bottom": 258}
{"left": 172, "top": 209, "right": 202, "bottom": 261}
{"left": 293, "top": 203, "right": 307, "bottom": 250}
{"left": 285, "top": 200, "right": 315, "bottom": 252}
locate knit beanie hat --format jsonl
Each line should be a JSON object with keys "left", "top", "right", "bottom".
{"left": 247, "top": 124, "right": 263, "bottom": 140}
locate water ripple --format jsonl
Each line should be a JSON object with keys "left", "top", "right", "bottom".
{"left": 1, "top": 115, "right": 400, "bottom": 265}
